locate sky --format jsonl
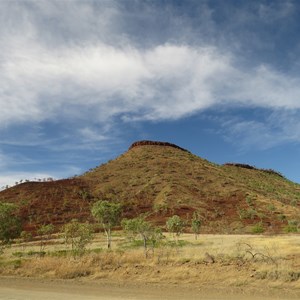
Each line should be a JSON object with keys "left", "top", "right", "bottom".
{"left": 1, "top": 0, "right": 300, "bottom": 188}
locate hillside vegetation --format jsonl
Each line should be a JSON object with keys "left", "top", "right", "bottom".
{"left": 0, "top": 141, "right": 299, "bottom": 233}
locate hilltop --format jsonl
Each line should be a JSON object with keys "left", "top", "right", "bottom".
{"left": 0, "top": 140, "right": 299, "bottom": 233}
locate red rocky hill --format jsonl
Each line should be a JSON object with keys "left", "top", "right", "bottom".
{"left": 0, "top": 141, "right": 299, "bottom": 234}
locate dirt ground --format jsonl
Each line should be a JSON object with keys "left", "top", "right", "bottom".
{"left": 0, "top": 277, "right": 298, "bottom": 300}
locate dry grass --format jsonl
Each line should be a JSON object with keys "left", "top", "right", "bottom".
{"left": 1, "top": 232, "right": 299, "bottom": 292}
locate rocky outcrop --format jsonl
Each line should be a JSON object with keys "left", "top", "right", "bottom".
{"left": 129, "top": 140, "right": 189, "bottom": 152}
{"left": 224, "top": 163, "right": 255, "bottom": 170}
{"left": 224, "top": 163, "right": 284, "bottom": 178}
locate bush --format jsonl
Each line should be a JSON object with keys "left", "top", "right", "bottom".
{"left": 267, "top": 204, "right": 275, "bottom": 211}
{"left": 251, "top": 222, "right": 264, "bottom": 234}
{"left": 284, "top": 220, "right": 298, "bottom": 233}
{"left": 166, "top": 215, "right": 185, "bottom": 241}
{"left": 62, "top": 219, "right": 93, "bottom": 256}
{"left": 238, "top": 208, "right": 257, "bottom": 220}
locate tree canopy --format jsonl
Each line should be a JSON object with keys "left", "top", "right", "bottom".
{"left": 0, "top": 202, "right": 22, "bottom": 244}
{"left": 166, "top": 215, "right": 185, "bottom": 240}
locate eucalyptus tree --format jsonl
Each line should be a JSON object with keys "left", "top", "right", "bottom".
{"left": 91, "top": 200, "right": 122, "bottom": 249}
{"left": 122, "top": 216, "right": 162, "bottom": 257}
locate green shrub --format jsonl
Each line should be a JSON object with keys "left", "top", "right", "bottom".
{"left": 284, "top": 220, "right": 298, "bottom": 233}
{"left": 62, "top": 219, "right": 93, "bottom": 256}
{"left": 267, "top": 204, "right": 275, "bottom": 211}
{"left": 238, "top": 208, "right": 257, "bottom": 220}
{"left": 12, "top": 251, "right": 24, "bottom": 257}
{"left": 49, "top": 250, "right": 69, "bottom": 257}
{"left": 27, "top": 250, "right": 46, "bottom": 257}
{"left": 278, "top": 214, "right": 287, "bottom": 222}
{"left": 251, "top": 222, "right": 264, "bottom": 234}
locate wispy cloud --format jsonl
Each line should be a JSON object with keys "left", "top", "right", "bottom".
{"left": 258, "top": 1, "right": 294, "bottom": 23}
{"left": 218, "top": 109, "right": 300, "bottom": 151}
{"left": 2, "top": 39, "right": 300, "bottom": 126}
{"left": 1, "top": 1, "right": 300, "bottom": 129}
{"left": 1, "top": 0, "right": 300, "bottom": 184}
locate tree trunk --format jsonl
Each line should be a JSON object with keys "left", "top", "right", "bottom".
{"left": 143, "top": 235, "right": 148, "bottom": 258}
{"left": 108, "top": 228, "right": 112, "bottom": 249}
{"left": 105, "top": 228, "right": 111, "bottom": 249}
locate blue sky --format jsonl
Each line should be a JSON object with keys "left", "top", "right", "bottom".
{"left": 1, "top": 0, "right": 300, "bottom": 187}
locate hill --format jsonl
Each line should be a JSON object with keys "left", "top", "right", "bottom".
{"left": 0, "top": 140, "right": 299, "bottom": 233}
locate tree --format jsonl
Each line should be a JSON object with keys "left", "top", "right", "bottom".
{"left": 62, "top": 219, "right": 93, "bottom": 256}
{"left": 191, "top": 211, "right": 202, "bottom": 240}
{"left": 91, "top": 200, "right": 122, "bottom": 249}
{"left": 37, "top": 224, "right": 54, "bottom": 252}
{"left": 0, "top": 203, "right": 22, "bottom": 244}
{"left": 166, "top": 215, "right": 185, "bottom": 242}
{"left": 122, "top": 216, "right": 163, "bottom": 258}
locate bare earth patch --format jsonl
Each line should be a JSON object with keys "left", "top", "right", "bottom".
{"left": 0, "top": 277, "right": 298, "bottom": 300}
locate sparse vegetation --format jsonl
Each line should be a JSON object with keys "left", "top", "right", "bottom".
{"left": 0, "top": 232, "right": 299, "bottom": 296}
{"left": 1, "top": 142, "right": 300, "bottom": 298}
{"left": 237, "top": 207, "right": 257, "bottom": 220}
{"left": 1, "top": 141, "right": 300, "bottom": 235}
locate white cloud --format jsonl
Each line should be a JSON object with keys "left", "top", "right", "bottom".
{"left": 229, "top": 66, "right": 300, "bottom": 109}
{"left": 0, "top": 38, "right": 230, "bottom": 125}
{"left": 1, "top": 1, "right": 300, "bottom": 131}
{"left": 2, "top": 36, "right": 300, "bottom": 127}
{"left": 0, "top": 0, "right": 300, "bottom": 172}
{"left": 79, "top": 127, "right": 108, "bottom": 142}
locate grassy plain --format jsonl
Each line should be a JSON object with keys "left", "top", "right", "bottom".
{"left": 0, "top": 232, "right": 299, "bottom": 298}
